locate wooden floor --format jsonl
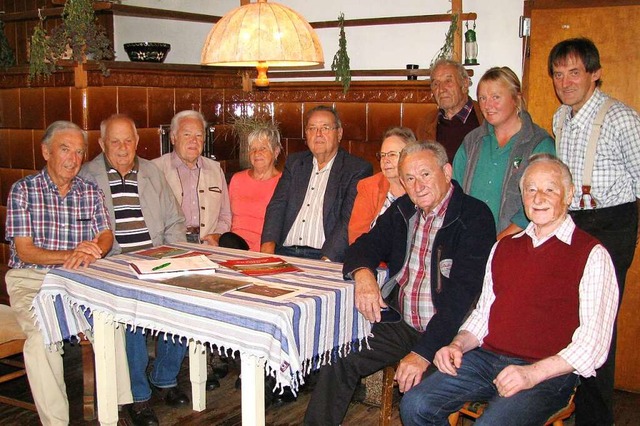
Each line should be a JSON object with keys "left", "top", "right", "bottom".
{"left": 0, "top": 343, "right": 638, "bottom": 425}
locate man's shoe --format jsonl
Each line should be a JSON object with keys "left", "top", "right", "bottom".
{"left": 127, "top": 401, "right": 159, "bottom": 426}
{"left": 206, "top": 375, "right": 220, "bottom": 391}
{"left": 211, "top": 364, "right": 229, "bottom": 379}
{"left": 156, "top": 386, "right": 190, "bottom": 407}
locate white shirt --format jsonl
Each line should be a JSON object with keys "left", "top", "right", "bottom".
{"left": 462, "top": 215, "right": 619, "bottom": 377}
{"left": 283, "top": 156, "right": 335, "bottom": 249}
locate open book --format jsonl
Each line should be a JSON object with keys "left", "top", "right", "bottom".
{"left": 128, "top": 255, "right": 219, "bottom": 279}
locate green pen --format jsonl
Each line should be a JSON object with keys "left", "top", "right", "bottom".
{"left": 152, "top": 262, "right": 171, "bottom": 271}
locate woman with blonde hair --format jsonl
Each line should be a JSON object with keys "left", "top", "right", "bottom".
{"left": 452, "top": 66, "right": 555, "bottom": 239}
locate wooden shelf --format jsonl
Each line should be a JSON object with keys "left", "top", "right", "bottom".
{"left": 0, "top": 3, "right": 475, "bottom": 29}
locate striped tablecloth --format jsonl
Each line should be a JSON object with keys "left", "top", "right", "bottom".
{"left": 32, "top": 243, "right": 371, "bottom": 392}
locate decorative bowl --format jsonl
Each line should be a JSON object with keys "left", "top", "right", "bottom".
{"left": 123, "top": 42, "right": 171, "bottom": 63}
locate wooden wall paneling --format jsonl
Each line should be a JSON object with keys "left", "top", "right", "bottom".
{"left": 524, "top": 4, "right": 640, "bottom": 133}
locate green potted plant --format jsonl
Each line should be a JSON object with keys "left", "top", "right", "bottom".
{"left": 29, "top": 0, "right": 114, "bottom": 81}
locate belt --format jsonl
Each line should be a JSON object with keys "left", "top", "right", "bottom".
{"left": 186, "top": 226, "right": 200, "bottom": 235}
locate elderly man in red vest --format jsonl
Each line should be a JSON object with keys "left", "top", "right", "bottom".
{"left": 399, "top": 154, "right": 619, "bottom": 426}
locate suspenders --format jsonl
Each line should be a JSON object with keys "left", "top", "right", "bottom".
{"left": 555, "top": 97, "right": 615, "bottom": 209}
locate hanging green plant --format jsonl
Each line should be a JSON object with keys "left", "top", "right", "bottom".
{"left": 28, "top": 17, "right": 57, "bottom": 80}
{"left": 29, "top": 0, "right": 114, "bottom": 81}
{"left": 331, "top": 12, "right": 351, "bottom": 94}
{"left": 0, "top": 20, "right": 16, "bottom": 70}
{"left": 430, "top": 13, "right": 458, "bottom": 67}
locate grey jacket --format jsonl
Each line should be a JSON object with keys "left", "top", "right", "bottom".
{"left": 460, "top": 111, "right": 551, "bottom": 232}
{"left": 152, "top": 153, "right": 231, "bottom": 239}
{"left": 80, "top": 154, "right": 186, "bottom": 256}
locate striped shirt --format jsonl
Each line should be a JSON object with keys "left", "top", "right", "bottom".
{"left": 283, "top": 156, "right": 335, "bottom": 249}
{"left": 5, "top": 169, "right": 111, "bottom": 269}
{"left": 553, "top": 89, "right": 640, "bottom": 209}
{"left": 397, "top": 185, "right": 453, "bottom": 331}
{"left": 106, "top": 160, "right": 153, "bottom": 253}
{"left": 462, "top": 216, "right": 619, "bottom": 377}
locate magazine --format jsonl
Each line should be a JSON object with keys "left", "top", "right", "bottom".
{"left": 155, "top": 274, "right": 254, "bottom": 295}
{"left": 128, "top": 255, "right": 219, "bottom": 279}
{"left": 219, "top": 256, "right": 302, "bottom": 276}
{"left": 235, "top": 283, "right": 300, "bottom": 299}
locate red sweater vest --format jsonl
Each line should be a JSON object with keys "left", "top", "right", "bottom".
{"left": 482, "top": 228, "right": 598, "bottom": 362}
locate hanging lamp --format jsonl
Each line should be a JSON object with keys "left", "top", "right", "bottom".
{"left": 201, "top": 0, "right": 324, "bottom": 87}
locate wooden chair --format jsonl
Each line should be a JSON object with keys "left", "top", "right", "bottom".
{"left": 0, "top": 304, "right": 97, "bottom": 420}
{"left": 0, "top": 304, "right": 36, "bottom": 412}
{"left": 379, "top": 365, "right": 397, "bottom": 426}
{"left": 447, "top": 392, "right": 576, "bottom": 426}
{"left": 79, "top": 335, "right": 97, "bottom": 420}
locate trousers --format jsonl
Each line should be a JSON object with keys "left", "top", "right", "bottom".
{"left": 304, "top": 321, "right": 422, "bottom": 425}
{"left": 570, "top": 202, "right": 638, "bottom": 426}
{"left": 126, "top": 327, "right": 188, "bottom": 402}
{"left": 6, "top": 268, "right": 132, "bottom": 425}
{"left": 399, "top": 348, "right": 578, "bottom": 426}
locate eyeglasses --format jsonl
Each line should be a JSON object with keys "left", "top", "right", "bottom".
{"left": 305, "top": 125, "right": 339, "bottom": 134}
{"left": 376, "top": 151, "right": 400, "bottom": 161}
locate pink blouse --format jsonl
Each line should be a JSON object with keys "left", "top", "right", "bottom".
{"left": 229, "top": 169, "right": 281, "bottom": 251}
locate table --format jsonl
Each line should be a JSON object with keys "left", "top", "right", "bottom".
{"left": 32, "top": 243, "right": 371, "bottom": 425}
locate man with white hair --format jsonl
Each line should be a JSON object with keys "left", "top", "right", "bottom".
{"left": 153, "top": 110, "right": 232, "bottom": 246}
{"left": 400, "top": 154, "right": 619, "bottom": 426}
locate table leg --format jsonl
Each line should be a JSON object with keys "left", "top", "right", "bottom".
{"left": 241, "top": 355, "right": 265, "bottom": 425}
{"left": 93, "top": 311, "right": 118, "bottom": 426}
{"left": 189, "top": 340, "right": 206, "bottom": 411}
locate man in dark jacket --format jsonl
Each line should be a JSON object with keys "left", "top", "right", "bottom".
{"left": 304, "top": 141, "right": 496, "bottom": 425}
{"left": 261, "top": 105, "right": 372, "bottom": 262}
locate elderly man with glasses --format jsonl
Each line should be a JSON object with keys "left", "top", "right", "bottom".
{"left": 261, "top": 105, "right": 372, "bottom": 262}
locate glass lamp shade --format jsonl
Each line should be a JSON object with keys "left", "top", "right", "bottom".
{"left": 201, "top": 0, "right": 324, "bottom": 87}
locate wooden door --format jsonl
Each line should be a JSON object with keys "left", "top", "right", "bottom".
{"left": 523, "top": 0, "right": 640, "bottom": 392}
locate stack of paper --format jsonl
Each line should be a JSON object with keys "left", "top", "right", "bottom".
{"left": 129, "top": 255, "right": 219, "bottom": 279}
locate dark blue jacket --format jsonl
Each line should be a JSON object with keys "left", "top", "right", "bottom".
{"left": 262, "top": 148, "right": 373, "bottom": 262}
{"left": 343, "top": 181, "right": 496, "bottom": 361}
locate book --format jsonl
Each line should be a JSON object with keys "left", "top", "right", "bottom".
{"left": 219, "top": 256, "right": 302, "bottom": 276}
{"left": 128, "top": 255, "right": 219, "bottom": 279}
{"left": 235, "top": 283, "right": 299, "bottom": 299}
{"left": 134, "top": 245, "right": 191, "bottom": 259}
{"left": 155, "top": 274, "right": 254, "bottom": 295}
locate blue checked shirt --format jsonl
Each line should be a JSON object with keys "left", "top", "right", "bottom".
{"left": 5, "top": 169, "right": 111, "bottom": 269}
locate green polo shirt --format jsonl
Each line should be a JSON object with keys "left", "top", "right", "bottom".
{"left": 452, "top": 124, "right": 555, "bottom": 229}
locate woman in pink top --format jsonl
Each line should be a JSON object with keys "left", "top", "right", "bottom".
{"left": 221, "top": 126, "right": 282, "bottom": 251}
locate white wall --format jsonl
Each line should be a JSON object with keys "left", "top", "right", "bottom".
{"left": 114, "top": 0, "right": 525, "bottom": 90}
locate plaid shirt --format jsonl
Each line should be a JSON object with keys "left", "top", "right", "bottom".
{"left": 438, "top": 97, "right": 475, "bottom": 123}
{"left": 397, "top": 185, "right": 453, "bottom": 331}
{"left": 5, "top": 168, "right": 111, "bottom": 269}
{"left": 553, "top": 89, "right": 640, "bottom": 209}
